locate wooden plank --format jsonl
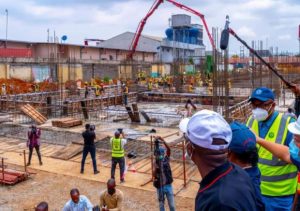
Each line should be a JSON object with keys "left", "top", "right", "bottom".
{"left": 20, "top": 104, "right": 47, "bottom": 125}
{"left": 140, "top": 111, "right": 151, "bottom": 122}
{"left": 50, "top": 144, "right": 83, "bottom": 160}
{"left": 131, "top": 103, "right": 141, "bottom": 122}
{"left": 125, "top": 106, "right": 135, "bottom": 122}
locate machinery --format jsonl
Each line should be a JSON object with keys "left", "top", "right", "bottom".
{"left": 127, "top": 0, "right": 216, "bottom": 59}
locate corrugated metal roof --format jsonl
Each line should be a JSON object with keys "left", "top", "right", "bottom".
{"left": 98, "top": 32, "right": 160, "bottom": 53}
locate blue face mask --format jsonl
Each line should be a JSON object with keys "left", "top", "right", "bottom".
{"left": 289, "top": 140, "right": 300, "bottom": 162}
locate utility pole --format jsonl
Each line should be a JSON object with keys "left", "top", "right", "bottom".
{"left": 5, "top": 9, "right": 8, "bottom": 48}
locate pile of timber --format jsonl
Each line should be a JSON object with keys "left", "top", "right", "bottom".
{"left": 52, "top": 117, "right": 82, "bottom": 128}
{"left": 20, "top": 104, "right": 47, "bottom": 125}
{"left": 0, "top": 168, "right": 28, "bottom": 185}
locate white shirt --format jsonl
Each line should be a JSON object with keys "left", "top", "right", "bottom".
{"left": 63, "top": 195, "right": 93, "bottom": 211}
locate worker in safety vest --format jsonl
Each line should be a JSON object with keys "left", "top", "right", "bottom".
{"left": 246, "top": 87, "right": 297, "bottom": 211}
{"left": 188, "top": 83, "right": 194, "bottom": 93}
{"left": 1, "top": 84, "right": 6, "bottom": 95}
{"left": 110, "top": 130, "right": 127, "bottom": 183}
{"left": 33, "top": 84, "right": 40, "bottom": 92}
{"left": 95, "top": 85, "right": 100, "bottom": 97}
{"left": 148, "top": 81, "right": 152, "bottom": 91}
{"left": 253, "top": 115, "right": 300, "bottom": 210}
{"left": 122, "top": 83, "right": 128, "bottom": 106}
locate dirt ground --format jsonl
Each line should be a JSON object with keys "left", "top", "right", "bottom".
{"left": 0, "top": 170, "right": 195, "bottom": 211}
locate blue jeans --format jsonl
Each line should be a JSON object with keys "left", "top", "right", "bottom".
{"left": 262, "top": 195, "right": 294, "bottom": 211}
{"left": 156, "top": 184, "right": 175, "bottom": 211}
{"left": 81, "top": 145, "right": 98, "bottom": 172}
{"left": 123, "top": 94, "right": 128, "bottom": 105}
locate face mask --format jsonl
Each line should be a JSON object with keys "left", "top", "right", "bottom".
{"left": 252, "top": 108, "right": 269, "bottom": 121}
{"left": 289, "top": 140, "right": 300, "bottom": 162}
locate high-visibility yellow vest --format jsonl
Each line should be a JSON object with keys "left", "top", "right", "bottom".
{"left": 247, "top": 113, "right": 298, "bottom": 196}
{"left": 148, "top": 82, "right": 152, "bottom": 91}
{"left": 95, "top": 86, "right": 100, "bottom": 96}
{"left": 111, "top": 138, "right": 124, "bottom": 158}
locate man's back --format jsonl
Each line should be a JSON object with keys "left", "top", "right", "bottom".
{"left": 82, "top": 130, "right": 95, "bottom": 146}
{"left": 196, "top": 162, "right": 257, "bottom": 211}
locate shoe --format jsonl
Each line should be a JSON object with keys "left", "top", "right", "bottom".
{"left": 80, "top": 170, "right": 84, "bottom": 174}
{"left": 39, "top": 161, "right": 43, "bottom": 166}
{"left": 94, "top": 170, "right": 100, "bottom": 175}
{"left": 26, "top": 163, "right": 31, "bottom": 166}
{"left": 120, "top": 179, "right": 125, "bottom": 183}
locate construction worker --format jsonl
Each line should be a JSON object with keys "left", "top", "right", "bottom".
{"left": 148, "top": 81, "right": 152, "bottom": 91}
{"left": 84, "top": 82, "right": 89, "bottom": 98}
{"left": 34, "top": 83, "right": 40, "bottom": 92}
{"left": 247, "top": 87, "right": 297, "bottom": 211}
{"left": 188, "top": 83, "right": 194, "bottom": 93}
{"left": 1, "top": 83, "right": 6, "bottom": 95}
{"left": 95, "top": 85, "right": 100, "bottom": 97}
{"left": 254, "top": 115, "right": 300, "bottom": 210}
{"left": 110, "top": 130, "right": 127, "bottom": 183}
{"left": 122, "top": 83, "right": 128, "bottom": 106}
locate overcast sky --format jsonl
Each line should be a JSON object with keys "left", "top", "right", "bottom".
{"left": 0, "top": 0, "right": 299, "bottom": 54}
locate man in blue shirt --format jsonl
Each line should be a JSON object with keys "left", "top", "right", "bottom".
{"left": 180, "top": 110, "right": 257, "bottom": 211}
{"left": 247, "top": 87, "right": 297, "bottom": 211}
{"left": 228, "top": 121, "right": 265, "bottom": 211}
{"left": 63, "top": 188, "right": 93, "bottom": 211}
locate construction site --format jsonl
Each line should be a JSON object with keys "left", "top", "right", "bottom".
{"left": 1, "top": 0, "right": 300, "bottom": 210}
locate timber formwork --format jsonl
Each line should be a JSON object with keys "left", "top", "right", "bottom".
{"left": 0, "top": 85, "right": 138, "bottom": 120}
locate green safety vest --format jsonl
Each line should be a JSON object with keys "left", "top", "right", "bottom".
{"left": 111, "top": 138, "right": 124, "bottom": 158}
{"left": 247, "top": 113, "right": 298, "bottom": 196}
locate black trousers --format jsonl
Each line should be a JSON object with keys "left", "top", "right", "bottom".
{"left": 81, "top": 145, "right": 98, "bottom": 172}
{"left": 28, "top": 145, "right": 42, "bottom": 163}
{"left": 111, "top": 157, "right": 125, "bottom": 180}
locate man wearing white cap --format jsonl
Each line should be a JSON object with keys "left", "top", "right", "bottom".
{"left": 179, "top": 110, "right": 257, "bottom": 210}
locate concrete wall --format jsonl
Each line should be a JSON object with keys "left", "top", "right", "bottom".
{"left": 82, "top": 64, "right": 119, "bottom": 82}
{"left": 9, "top": 65, "right": 32, "bottom": 81}
{"left": 0, "top": 64, "right": 8, "bottom": 78}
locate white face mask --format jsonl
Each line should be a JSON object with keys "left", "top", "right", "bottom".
{"left": 252, "top": 106, "right": 271, "bottom": 122}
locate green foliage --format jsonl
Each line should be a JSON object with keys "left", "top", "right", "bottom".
{"left": 103, "top": 76, "right": 110, "bottom": 83}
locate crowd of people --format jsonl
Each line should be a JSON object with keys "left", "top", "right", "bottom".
{"left": 28, "top": 86, "right": 300, "bottom": 210}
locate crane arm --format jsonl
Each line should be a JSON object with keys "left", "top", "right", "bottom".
{"left": 166, "top": 0, "right": 216, "bottom": 50}
{"left": 127, "top": 0, "right": 164, "bottom": 59}
{"left": 128, "top": 0, "right": 215, "bottom": 60}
